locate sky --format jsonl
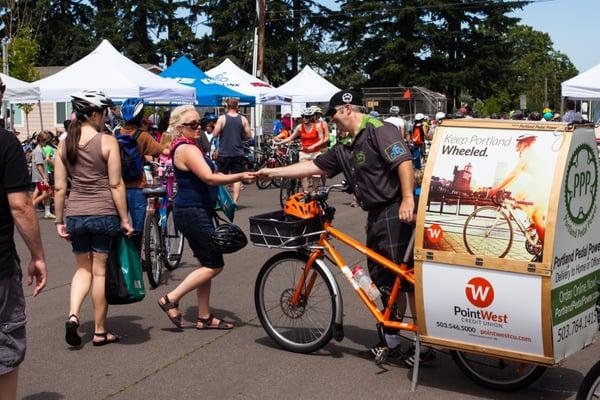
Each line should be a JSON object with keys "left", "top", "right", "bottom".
{"left": 510, "top": 0, "right": 600, "bottom": 73}
{"left": 311, "top": 0, "right": 599, "bottom": 74}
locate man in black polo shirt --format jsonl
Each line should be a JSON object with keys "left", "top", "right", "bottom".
{"left": 257, "top": 90, "right": 428, "bottom": 364}
{"left": 0, "top": 77, "right": 47, "bottom": 399}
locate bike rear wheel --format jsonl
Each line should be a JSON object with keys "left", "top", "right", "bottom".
{"left": 143, "top": 212, "right": 163, "bottom": 288}
{"left": 463, "top": 206, "right": 513, "bottom": 258}
{"left": 577, "top": 359, "right": 600, "bottom": 400}
{"left": 450, "top": 350, "right": 546, "bottom": 391}
{"left": 164, "top": 208, "right": 184, "bottom": 270}
{"left": 255, "top": 251, "right": 336, "bottom": 353}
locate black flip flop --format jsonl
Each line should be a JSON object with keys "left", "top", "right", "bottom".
{"left": 158, "top": 295, "right": 183, "bottom": 329}
{"left": 92, "top": 331, "right": 121, "bottom": 347}
{"left": 65, "top": 314, "right": 82, "bottom": 347}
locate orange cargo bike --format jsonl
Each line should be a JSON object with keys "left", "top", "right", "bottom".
{"left": 249, "top": 183, "right": 547, "bottom": 392}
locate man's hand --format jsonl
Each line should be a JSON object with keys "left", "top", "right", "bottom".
{"left": 256, "top": 168, "right": 274, "bottom": 180}
{"left": 399, "top": 197, "right": 415, "bottom": 223}
{"left": 27, "top": 257, "right": 47, "bottom": 297}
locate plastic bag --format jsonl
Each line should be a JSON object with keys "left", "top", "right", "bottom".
{"left": 217, "top": 185, "right": 236, "bottom": 222}
{"left": 106, "top": 234, "right": 145, "bottom": 305}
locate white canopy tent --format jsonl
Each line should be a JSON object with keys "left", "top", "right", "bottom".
{"left": 562, "top": 64, "right": 600, "bottom": 100}
{"left": 206, "top": 58, "right": 276, "bottom": 101}
{"left": 32, "top": 40, "right": 195, "bottom": 103}
{"left": 1, "top": 73, "right": 40, "bottom": 103}
{"left": 268, "top": 65, "right": 339, "bottom": 104}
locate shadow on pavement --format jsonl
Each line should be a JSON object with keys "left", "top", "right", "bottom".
{"left": 79, "top": 315, "right": 152, "bottom": 345}
{"left": 22, "top": 392, "right": 65, "bottom": 400}
{"left": 182, "top": 306, "right": 243, "bottom": 326}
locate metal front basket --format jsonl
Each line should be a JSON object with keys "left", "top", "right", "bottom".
{"left": 249, "top": 210, "right": 324, "bottom": 249}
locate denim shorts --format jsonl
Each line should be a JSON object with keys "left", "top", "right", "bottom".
{"left": 66, "top": 215, "right": 120, "bottom": 254}
{"left": 0, "top": 260, "right": 26, "bottom": 375}
{"left": 173, "top": 207, "right": 224, "bottom": 269}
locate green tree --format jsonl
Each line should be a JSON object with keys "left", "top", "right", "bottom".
{"left": 8, "top": 27, "right": 40, "bottom": 81}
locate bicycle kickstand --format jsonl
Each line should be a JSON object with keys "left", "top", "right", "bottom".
{"left": 410, "top": 332, "right": 421, "bottom": 392}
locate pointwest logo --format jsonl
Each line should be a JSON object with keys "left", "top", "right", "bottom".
{"left": 465, "top": 277, "right": 494, "bottom": 308}
{"left": 425, "top": 224, "right": 443, "bottom": 244}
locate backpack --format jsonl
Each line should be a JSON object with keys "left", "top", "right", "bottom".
{"left": 115, "top": 128, "right": 143, "bottom": 182}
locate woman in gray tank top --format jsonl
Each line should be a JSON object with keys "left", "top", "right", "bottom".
{"left": 53, "top": 90, "right": 133, "bottom": 347}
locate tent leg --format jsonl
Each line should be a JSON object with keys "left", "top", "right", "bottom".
{"left": 560, "top": 97, "right": 565, "bottom": 115}
{"left": 38, "top": 101, "right": 44, "bottom": 131}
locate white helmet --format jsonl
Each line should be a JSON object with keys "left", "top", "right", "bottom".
{"left": 414, "top": 113, "right": 425, "bottom": 121}
{"left": 310, "top": 105, "right": 323, "bottom": 114}
{"left": 71, "top": 90, "right": 114, "bottom": 117}
{"left": 389, "top": 106, "right": 400, "bottom": 115}
{"left": 301, "top": 107, "right": 315, "bottom": 117}
{"left": 435, "top": 111, "right": 446, "bottom": 120}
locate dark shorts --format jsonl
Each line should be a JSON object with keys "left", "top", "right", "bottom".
{"left": 0, "top": 260, "right": 26, "bottom": 376}
{"left": 173, "top": 207, "right": 224, "bottom": 269}
{"left": 66, "top": 215, "right": 120, "bottom": 254}
{"left": 217, "top": 156, "right": 247, "bottom": 174}
{"left": 366, "top": 200, "right": 414, "bottom": 295}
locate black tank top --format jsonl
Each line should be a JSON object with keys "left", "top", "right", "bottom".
{"left": 218, "top": 114, "right": 244, "bottom": 157}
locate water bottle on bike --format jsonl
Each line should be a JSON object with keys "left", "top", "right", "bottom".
{"left": 352, "top": 266, "right": 381, "bottom": 301}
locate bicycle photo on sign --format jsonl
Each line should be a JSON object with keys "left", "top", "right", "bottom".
{"left": 423, "top": 127, "right": 560, "bottom": 262}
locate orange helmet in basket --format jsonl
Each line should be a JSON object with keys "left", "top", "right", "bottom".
{"left": 284, "top": 193, "right": 319, "bottom": 219}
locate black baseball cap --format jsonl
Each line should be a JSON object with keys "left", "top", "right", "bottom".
{"left": 324, "top": 89, "right": 363, "bottom": 117}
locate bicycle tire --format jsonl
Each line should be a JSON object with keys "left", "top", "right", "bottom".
{"left": 164, "top": 208, "right": 184, "bottom": 270}
{"left": 143, "top": 212, "right": 163, "bottom": 289}
{"left": 450, "top": 350, "right": 546, "bottom": 391}
{"left": 577, "top": 360, "right": 600, "bottom": 400}
{"left": 255, "top": 251, "right": 336, "bottom": 354}
{"left": 463, "top": 206, "right": 513, "bottom": 258}
{"left": 271, "top": 158, "right": 285, "bottom": 188}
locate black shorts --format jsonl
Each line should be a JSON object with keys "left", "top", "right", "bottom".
{"left": 366, "top": 200, "right": 414, "bottom": 295}
{"left": 217, "top": 156, "right": 247, "bottom": 174}
{"left": 0, "top": 260, "right": 26, "bottom": 375}
{"left": 173, "top": 207, "right": 224, "bottom": 269}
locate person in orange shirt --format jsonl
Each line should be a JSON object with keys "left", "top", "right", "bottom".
{"left": 276, "top": 108, "right": 327, "bottom": 192}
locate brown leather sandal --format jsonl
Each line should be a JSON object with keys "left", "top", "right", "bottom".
{"left": 158, "top": 295, "right": 183, "bottom": 329}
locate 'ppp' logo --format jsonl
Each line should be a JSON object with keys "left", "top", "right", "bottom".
{"left": 564, "top": 143, "right": 598, "bottom": 237}
{"left": 465, "top": 277, "right": 494, "bottom": 308}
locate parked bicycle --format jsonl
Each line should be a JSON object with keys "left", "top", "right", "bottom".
{"left": 462, "top": 191, "right": 542, "bottom": 260}
{"left": 142, "top": 162, "right": 185, "bottom": 288}
{"left": 250, "top": 183, "right": 546, "bottom": 391}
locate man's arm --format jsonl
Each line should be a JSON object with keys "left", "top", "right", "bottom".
{"left": 211, "top": 115, "right": 226, "bottom": 138}
{"left": 397, "top": 160, "right": 414, "bottom": 222}
{"left": 242, "top": 116, "right": 252, "bottom": 140}
{"left": 257, "top": 160, "right": 325, "bottom": 180}
{"left": 8, "top": 191, "right": 47, "bottom": 296}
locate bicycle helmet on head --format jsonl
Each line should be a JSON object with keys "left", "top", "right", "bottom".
{"left": 301, "top": 107, "right": 315, "bottom": 117}
{"left": 310, "top": 106, "right": 323, "bottom": 115}
{"left": 210, "top": 223, "right": 248, "bottom": 254}
{"left": 71, "top": 90, "right": 114, "bottom": 118}
{"left": 389, "top": 106, "right": 400, "bottom": 115}
{"left": 120, "top": 97, "right": 145, "bottom": 124}
{"left": 435, "top": 111, "right": 446, "bottom": 121}
{"left": 284, "top": 193, "right": 319, "bottom": 219}
{"left": 414, "top": 113, "right": 425, "bottom": 121}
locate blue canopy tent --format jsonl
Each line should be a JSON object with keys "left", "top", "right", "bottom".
{"left": 160, "top": 56, "right": 256, "bottom": 106}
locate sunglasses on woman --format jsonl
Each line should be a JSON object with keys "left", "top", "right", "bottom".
{"left": 181, "top": 120, "right": 201, "bottom": 130}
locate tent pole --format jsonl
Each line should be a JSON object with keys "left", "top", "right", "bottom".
{"left": 560, "top": 97, "right": 565, "bottom": 114}
{"left": 38, "top": 100, "right": 44, "bottom": 131}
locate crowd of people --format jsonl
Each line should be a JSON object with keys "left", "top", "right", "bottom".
{"left": 0, "top": 70, "right": 593, "bottom": 399}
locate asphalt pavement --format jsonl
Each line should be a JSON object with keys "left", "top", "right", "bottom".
{"left": 13, "top": 183, "right": 598, "bottom": 400}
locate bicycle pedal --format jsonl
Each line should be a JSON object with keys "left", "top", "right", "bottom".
{"left": 374, "top": 347, "right": 389, "bottom": 365}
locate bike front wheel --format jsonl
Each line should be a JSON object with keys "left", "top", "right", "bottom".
{"left": 255, "top": 251, "right": 336, "bottom": 353}
{"left": 144, "top": 212, "right": 163, "bottom": 289}
{"left": 463, "top": 206, "right": 513, "bottom": 258}
{"left": 450, "top": 350, "right": 546, "bottom": 391}
{"left": 164, "top": 208, "right": 184, "bottom": 270}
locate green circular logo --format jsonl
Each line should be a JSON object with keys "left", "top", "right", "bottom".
{"left": 565, "top": 143, "right": 598, "bottom": 225}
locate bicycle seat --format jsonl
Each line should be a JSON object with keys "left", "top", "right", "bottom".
{"left": 143, "top": 186, "right": 167, "bottom": 197}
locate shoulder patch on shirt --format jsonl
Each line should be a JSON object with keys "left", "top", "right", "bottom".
{"left": 384, "top": 141, "right": 407, "bottom": 162}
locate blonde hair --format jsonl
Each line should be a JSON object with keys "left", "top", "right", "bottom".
{"left": 166, "top": 104, "right": 197, "bottom": 136}
{"left": 414, "top": 169, "right": 424, "bottom": 187}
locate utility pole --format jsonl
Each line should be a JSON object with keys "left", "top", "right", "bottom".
{"left": 544, "top": 77, "right": 548, "bottom": 108}
{"left": 2, "top": 37, "right": 9, "bottom": 75}
{"left": 257, "top": 0, "right": 266, "bottom": 80}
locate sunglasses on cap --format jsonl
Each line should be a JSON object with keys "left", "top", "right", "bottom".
{"left": 181, "top": 120, "right": 201, "bottom": 130}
